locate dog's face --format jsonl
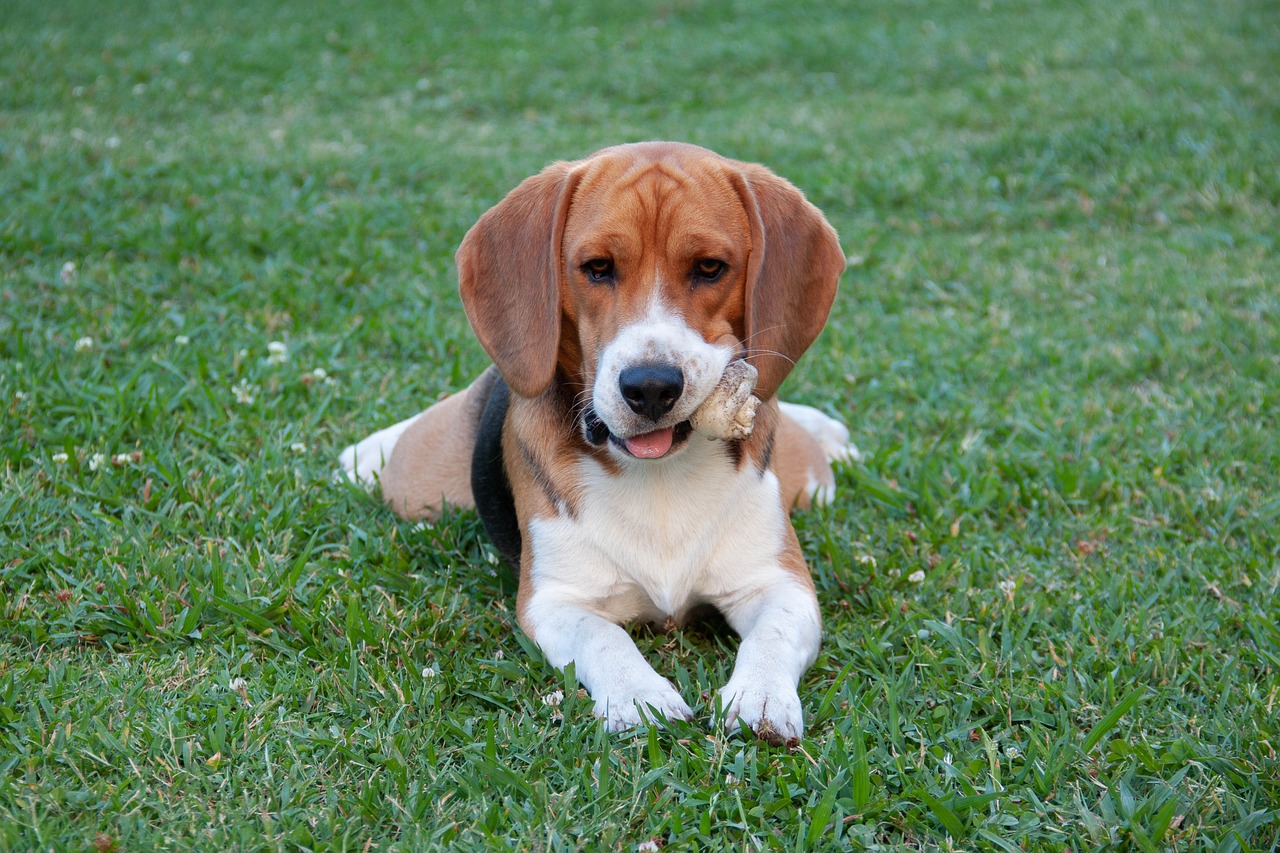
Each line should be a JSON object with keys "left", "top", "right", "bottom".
{"left": 562, "top": 155, "right": 750, "bottom": 460}
{"left": 457, "top": 142, "right": 844, "bottom": 460}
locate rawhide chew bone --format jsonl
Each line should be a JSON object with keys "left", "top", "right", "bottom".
{"left": 689, "top": 360, "right": 760, "bottom": 440}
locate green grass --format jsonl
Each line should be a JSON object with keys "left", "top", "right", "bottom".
{"left": 2, "top": 0, "right": 1278, "bottom": 848}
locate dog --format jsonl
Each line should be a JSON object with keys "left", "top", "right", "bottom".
{"left": 339, "top": 142, "right": 858, "bottom": 744}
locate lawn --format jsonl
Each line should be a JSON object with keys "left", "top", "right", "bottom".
{"left": 2, "top": 0, "right": 1278, "bottom": 849}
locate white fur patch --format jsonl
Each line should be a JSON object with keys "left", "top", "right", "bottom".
{"left": 804, "top": 472, "right": 836, "bottom": 507}
{"left": 527, "top": 440, "right": 785, "bottom": 624}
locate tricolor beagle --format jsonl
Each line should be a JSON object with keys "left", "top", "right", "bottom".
{"left": 340, "top": 142, "right": 858, "bottom": 744}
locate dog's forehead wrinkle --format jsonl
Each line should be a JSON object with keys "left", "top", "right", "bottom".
{"left": 571, "top": 154, "right": 744, "bottom": 270}
{"left": 614, "top": 159, "right": 690, "bottom": 192}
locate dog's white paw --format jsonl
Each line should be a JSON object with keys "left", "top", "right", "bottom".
{"left": 778, "top": 402, "right": 863, "bottom": 464}
{"left": 337, "top": 415, "right": 419, "bottom": 489}
{"left": 337, "top": 442, "right": 379, "bottom": 488}
{"left": 594, "top": 680, "right": 694, "bottom": 732}
{"left": 719, "top": 677, "right": 804, "bottom": 745}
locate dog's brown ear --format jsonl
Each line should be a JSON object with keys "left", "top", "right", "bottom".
{"left": 457, "top": 162, "right": 579, "bottom": 399}
{"left": 731, "top": 164, "right": 844, "bottom": 402}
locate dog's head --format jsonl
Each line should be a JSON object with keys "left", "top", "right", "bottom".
{"left": 457, "top": 142, "right": 844, "bottom": 461}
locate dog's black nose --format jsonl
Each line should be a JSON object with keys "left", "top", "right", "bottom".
{"left": 619, "top": 365, "right": 684, "bottom": 421}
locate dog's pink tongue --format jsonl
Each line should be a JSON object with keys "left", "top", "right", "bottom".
{"left": 624, "top": 427, "right": 674, "bottom": 459}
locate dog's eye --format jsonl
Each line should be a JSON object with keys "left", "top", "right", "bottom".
{"left": 692, "top": 259, "right": 726, "bottom": 282}
{"left": 583, "top": 258, "right": 615, "bottom": 283}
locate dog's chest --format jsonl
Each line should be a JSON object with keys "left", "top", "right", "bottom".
{"left": 528, "top": 439, "right": 785, "bottom": 621}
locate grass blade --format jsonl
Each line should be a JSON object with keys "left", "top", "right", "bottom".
{"left": 917, "top": 789, "right": 966, "bottom": 840}
{"left": 851, "top": 727, "right": 871, "bottom": 810}
{"left": 1083, "top": 688, "right": 1144, "bottom": 753}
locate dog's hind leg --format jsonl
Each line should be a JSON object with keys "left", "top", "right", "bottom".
{"left": 772, "top": 402, "right": 863, "bottom": 510}
{"left": 777, "top": 402, "right": 863, "bottom": 464}
{"left": 338, "top": 367, "right": 500, "bottom": 519}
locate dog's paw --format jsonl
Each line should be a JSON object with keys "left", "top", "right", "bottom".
{"left": 778, "top": 402, "right": 863, "bottom": 464}
{"left": 719, "top": 678, "right": 804, "bottom": 746}
{"left": 594, "top": 681, "right": 694, "bottom": 732}
{"left": 337, "top": 442, "right": 378, "bottom": 488}
{"left": 336, "top": 415, "right": 419, "bottom": 490}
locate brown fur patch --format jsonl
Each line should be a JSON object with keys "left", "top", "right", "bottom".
{"left": 378, "top": 368, "right": 498, "bottom": 519}
{"left": 772, "top": 408, "right": 836, "bottom": 512}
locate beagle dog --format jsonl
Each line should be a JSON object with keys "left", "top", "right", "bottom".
{"left": 340, "top": 142, "right": 857, "bottom": 744}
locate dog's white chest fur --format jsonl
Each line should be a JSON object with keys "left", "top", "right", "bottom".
{"left": 528, "top": 437, "right": 785, "bottom": 623}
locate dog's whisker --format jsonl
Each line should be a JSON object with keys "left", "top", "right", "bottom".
{"left": 741, "top": 346, "right": 796, "bottom": 367}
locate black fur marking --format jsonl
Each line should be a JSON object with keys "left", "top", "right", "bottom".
{"left": 517, "top": 439, "right": 575, "bottom": 519}
{"left": 724, "top": 438, "right": 743, "bottom": 467}
{"left": 470, "top": 375, "right": 522, "bottom": 572}
{"left": 757, "top": 422, "right": 777, "bottom": 476}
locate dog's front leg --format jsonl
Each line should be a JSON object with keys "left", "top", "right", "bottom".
{"left": 716, "top": 578, "right": 821, "bottom": 745}
{"left": 522, "top": 595, "right": 694, "bottom": 731}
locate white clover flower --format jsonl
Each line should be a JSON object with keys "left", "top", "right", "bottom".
{"left": 637, "top": 841, "right": 661, "bottom": 853}
{"left": 175, "top": 335, "right": 190, "bottom": 346}
{"left": 421, "top": 665, "right": 437, "bottom": 679}
{"left": 998, "top": 579, "right": 1017, "bottom": 601}
{"left": 311, "top": 367, "right": 327, "bottom": 380}
{"left": 74, "top": 336, "right": 94, "bottom": 352}
{"left": 908, "top": 569, "right": 926, "bottom": 584}
{"left": 60, "top": 261, "right": 77, "bottom": 282}
{"left": 228, "top": 677, "right": 248, "bottom": 692}
{"left": 289, "top": 442, "right": 307, "bottom": 454}
{"left": 233, "top": 379, "right": 257, "bottom": 405}
{"left": 111, "top": 453, "right": 133, "bottom": 466}
{"left": 88, "top": 453, "right": 106, "bottom": 471}
{"left": 857, "top": 554, "right": 877, "bottom": 568}
{"left": 13, "top": 391, "right": 27, "bottom": 401}
{"left": 888, "top": 568, "right": 901, "bottom": 579}
{"left": 52, "top": 452, "right": 69, "bottom": 465}
{"left": 542, "top": 690, "right": 564, "bottom": 707}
